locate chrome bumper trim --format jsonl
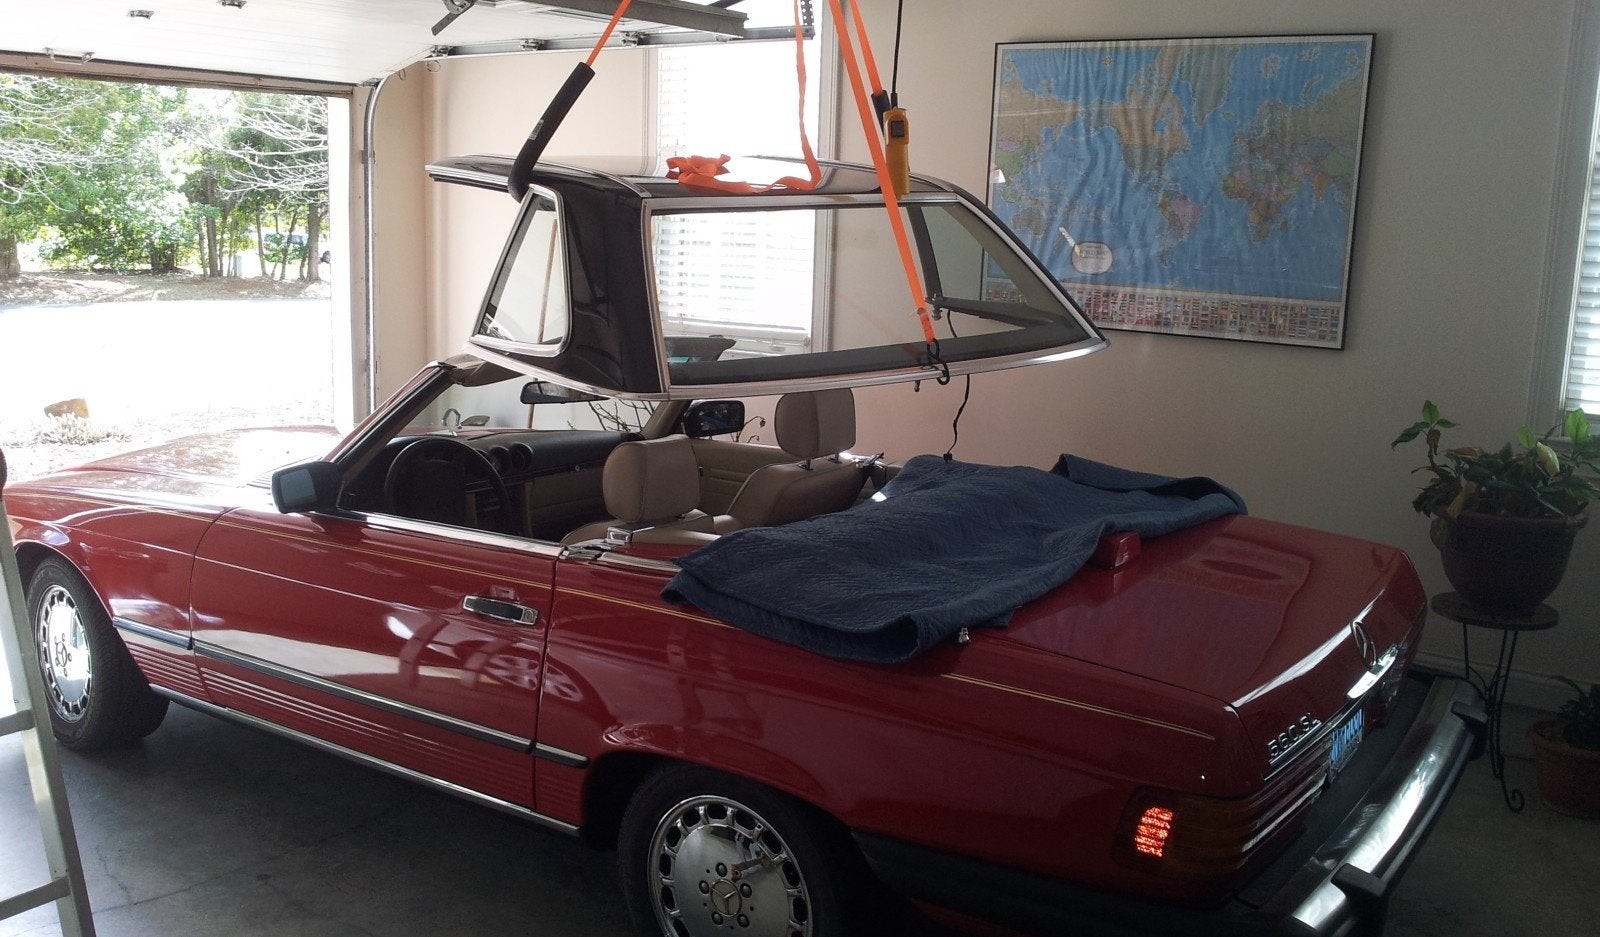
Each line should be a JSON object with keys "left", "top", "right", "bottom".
{"left": 153, "top": 686, "right": 581, "bottom": 837}
{"left": 1288, "top": 678, "right": 1485, "bottom": 933}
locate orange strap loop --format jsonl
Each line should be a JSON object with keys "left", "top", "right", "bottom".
{"left": 666, "top": 1, "right": 822, "bottom": 195}
{"left": 826, "top": 0, "right": 935, "bottom": 344}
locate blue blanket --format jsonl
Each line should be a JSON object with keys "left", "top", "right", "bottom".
{"left": 661, "top": 454, "right": 1246, "bottom": 664}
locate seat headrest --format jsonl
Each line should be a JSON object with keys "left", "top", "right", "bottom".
{"left": 775, "top": 389, "right": 855, "bottom": 460}
{"left": 602, "top": 435, "right": 702, "bottom": 524}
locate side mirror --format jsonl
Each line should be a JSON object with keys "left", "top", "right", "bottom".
{"left": 682, "top": 400, "right": 745, "bottom": 439}
{"left": 271, "top": 461, "right": 342, "bottom": 514}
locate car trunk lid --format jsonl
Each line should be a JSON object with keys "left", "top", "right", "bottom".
{"left": 999, "top": 515, "right": 1426, "bottom": 774}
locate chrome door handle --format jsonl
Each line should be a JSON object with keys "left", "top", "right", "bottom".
{"left": 462, "top": 595, "right": 540, "bottom": 626}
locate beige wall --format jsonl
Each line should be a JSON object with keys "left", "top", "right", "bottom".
{"left": 369, "top": 69, "right": 430, "bottom": 398}
{"left": 831, "top": 0, "right": 1599, "bottom": 703}
{"left": 376, "top": 2, "right": 1600, "bottom": 701}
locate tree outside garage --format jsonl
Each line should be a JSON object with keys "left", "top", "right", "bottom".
{"left": 1, "top": 76, "right": 337, "bottom": 482}
{"left": 1, "top": 75, "right": 330, "bottom": 283}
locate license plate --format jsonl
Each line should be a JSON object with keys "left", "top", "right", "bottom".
{"left": 1329, "top": 707, "right": 1365, "bottom": 779}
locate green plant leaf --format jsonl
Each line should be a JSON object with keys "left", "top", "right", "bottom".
{"left": 1517, "top": 425, "right": 1537, "bottom": 450}
{"left": 1568, "top": 408, "right": 1591, "bottom": 444}
{"left": 1422, "top": 400, "right": 1440, "bottom": 423}
{"left": 1391, "top": 423, "right": 1428, "bottom": 447}
{"left": 1436, "top": 419, "right": 1458, "bottom": 428}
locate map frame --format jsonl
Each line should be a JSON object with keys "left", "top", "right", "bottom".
{"left": 986, "top": 34, "right": 1374, "bottom": 350}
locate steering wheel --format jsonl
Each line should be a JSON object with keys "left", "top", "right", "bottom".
{"left": 381, "top": 436, "right": 519, "bottom": 536}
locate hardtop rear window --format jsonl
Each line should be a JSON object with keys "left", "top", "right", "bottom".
{"left": 650, "top": 196, "right": 1096, "bottom": 389}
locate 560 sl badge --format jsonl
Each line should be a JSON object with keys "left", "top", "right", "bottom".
{"left": 1267, "top": 713, "right": 1323, "bottom": 762}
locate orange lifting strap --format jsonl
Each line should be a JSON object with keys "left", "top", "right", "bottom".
{"left": 586, "top": 0, "right": 635, "bottom": 65}
{"left": 826, "top": 0, "right": 934, "bottom": 344}
{"left": 645, "top": 0, "right": 935, "bottom": 346}
{"left": 666, "top": 1, "right": 822, "bottom": 194}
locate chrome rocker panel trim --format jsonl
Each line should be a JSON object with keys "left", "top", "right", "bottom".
{"left": 151, "top": 686, "right": 581, "bottom": 837}
{"left": 194, "top": 641, "right": 539, "bottom": 756}
{"left": 113, "top": 617, "right": 193, "bottom": 650}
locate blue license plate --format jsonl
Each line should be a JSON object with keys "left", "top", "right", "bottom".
{"left": 1329, "top": 707, "right": 1365, "bottom": 778}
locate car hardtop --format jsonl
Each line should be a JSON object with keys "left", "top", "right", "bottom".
{"left": 428, "top": 152, "right": 1106, "bottom": 402}
{"left": 426, "top": 153, "right": 962, "bottom": 200}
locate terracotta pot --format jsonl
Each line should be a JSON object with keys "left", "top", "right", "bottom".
{"left": 1528, "top": 720, "right": 1600, "bottom": 818}
{"left": 1431, "top": 511, "right": 1587, "bottom": 616}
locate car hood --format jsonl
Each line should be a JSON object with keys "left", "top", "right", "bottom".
{"left": 998, "top": 514, "right": 1423, "bottom": 749}
{"left": 16, "top": 427, "right": 341, "bottom": 507}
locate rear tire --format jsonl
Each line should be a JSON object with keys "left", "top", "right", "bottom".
{"left": 619, "top": 765, "right": 874, "bottom": 937}
{"left": 27, "top": 558, "right": 168, "bottom": 750}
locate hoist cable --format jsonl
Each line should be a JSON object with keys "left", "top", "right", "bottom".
{"left": 891, "top": 0, "right": 905, "bottom": 104}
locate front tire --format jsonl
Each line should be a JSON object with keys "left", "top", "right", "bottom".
{"left": 27, "top": 558, "right": 168, "bottom": 750}
{"left": 619, "top": 765, "right": 867, "bottom": 937}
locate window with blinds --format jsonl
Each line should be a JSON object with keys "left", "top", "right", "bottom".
{"left": 1570, "top": 110, "right": 1600, "bottom": 410}
{"left": 653, "top": 3, "right": 823, "bottom": 360}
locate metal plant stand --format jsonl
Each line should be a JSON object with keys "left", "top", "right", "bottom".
{"left": 0, "top": 448, "right": 97, "bottom": 935}
{"left": 1431, "top": 591, "right": 1558, "bottom": 813}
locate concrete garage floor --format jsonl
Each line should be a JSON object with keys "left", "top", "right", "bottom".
{"left": 1, "top": 704, "right": 1596, "bottom": 937}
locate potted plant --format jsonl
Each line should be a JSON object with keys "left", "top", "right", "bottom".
{"left": 1528, "top": 679, "right": 1600, "bottom": 817}
{"left": 1392, "top": 403, "right": 1598, "bottom": 615}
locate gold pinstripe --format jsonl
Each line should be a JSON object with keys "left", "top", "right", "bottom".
{"left": 558, "top": 587, "right": 731, "bottom": 629}
{"left": 942, "top": 673, "right": 1216, "bottom": 740}
{"left": 210, "top": 519, "right": 554, "bottom": 592}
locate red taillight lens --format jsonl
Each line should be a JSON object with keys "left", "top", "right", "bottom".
{"left": 1115, "top": 763, "right": 1328, "bottom": 884}
{"left": 1132, "top": 806, "right": 1175, "bottom": 859}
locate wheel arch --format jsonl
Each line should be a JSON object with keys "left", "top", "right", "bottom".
{"left": 14, "top": 541, "right": 69, "bottom": 588}
{"left": 579, "top": 740, "right": 840, "bottom": 851}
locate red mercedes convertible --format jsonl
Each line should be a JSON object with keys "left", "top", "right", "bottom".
{"left": 4, "top": 156, "right": 1482, "bottom": 937}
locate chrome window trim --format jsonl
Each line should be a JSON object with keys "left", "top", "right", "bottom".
{"left": 344, "top": 509, "right": 566, "bottom": 559}
{"left": 473, "top": 184, "right": 573, "bottom": 359}
{"left": 152, "top": 687, "right": 581, "bottom": 836}
{"left": 639, "top": 191, "right": 1105, "bottom": 400}
{"left": 112, "top": 617, "right": 192, "bottom": 651}
{"left": 194, "top": 641, "right": 535, "bottom": 755}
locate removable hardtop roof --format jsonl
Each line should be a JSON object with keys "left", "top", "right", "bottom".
{"left": 426, "top": 154, "right": 1105, "bottom": 400}
{"left": 426, "top": 153, "right": 959, "bottom": 200}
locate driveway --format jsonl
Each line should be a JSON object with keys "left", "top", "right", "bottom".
{"left": 0, "top": 298, "right": 336, "bottom": 482}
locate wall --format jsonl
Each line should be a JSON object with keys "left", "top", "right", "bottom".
{"left": 369, "top": 69, "right": 430, "bottom": 399}
{"left": 839, "top": 0, "right": 1597, "bottom": 701}
{"left": 392, "top": 2, "right": 1598, "bottom": 701}
{"left": 421, "top": 51, "right": 652, "bottom": 369}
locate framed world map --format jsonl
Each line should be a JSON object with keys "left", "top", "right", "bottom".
{"left": 987, "top": 34, "right": 1374, "bottom": 348}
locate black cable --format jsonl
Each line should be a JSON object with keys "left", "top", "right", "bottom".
{"left": 942, "top": 311, "right": 968, "bottom": 461}
{"left": 890, "top": 0, "right": 906, "bottom": 101}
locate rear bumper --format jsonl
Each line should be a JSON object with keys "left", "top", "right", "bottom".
{"left": 854, "top": 673, "right": 1486, "bottom": 937}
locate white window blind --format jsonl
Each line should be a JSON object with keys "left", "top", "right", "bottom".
{"left": 1571, "top": 110, "right": 1600, "bottom": 409}
{"left": 653, "top": 2, "right": 822, "bottom": 357}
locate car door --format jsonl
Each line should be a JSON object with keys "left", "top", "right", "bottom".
{"left": 188, "top": 504, "right": 555, "bottom": 810}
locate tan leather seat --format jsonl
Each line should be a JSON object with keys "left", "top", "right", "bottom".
{"left": 715, "top": 389, "right": 867, "bottom": 533}
{"left": 562, "top": 435, "right": 717, "bottom": 545}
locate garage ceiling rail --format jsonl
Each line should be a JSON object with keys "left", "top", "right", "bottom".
{"left": 0, "top": 0, "right": 765, "bottom": 91}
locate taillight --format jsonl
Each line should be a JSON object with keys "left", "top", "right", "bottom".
{"left": 1114, "top": 756, "right": 1328, "bottom": 884}
{"left": 1132, "top": 806, "right": 1175, "bottom": 859}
